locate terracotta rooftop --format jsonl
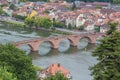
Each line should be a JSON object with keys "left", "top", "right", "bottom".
{"left": 42, "top": 63, "right": 70, "bottom": 77}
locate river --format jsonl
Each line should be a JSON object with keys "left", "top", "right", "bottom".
{"left": 0, "top": 22, "right": 98, "bottom": 80}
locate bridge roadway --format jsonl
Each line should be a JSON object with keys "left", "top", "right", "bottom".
{"left": 13, "top": 33, "right": 105, "bottom": 52}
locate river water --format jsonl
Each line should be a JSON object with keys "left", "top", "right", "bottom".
{"left": 0, "top": 22, "right": 98, "bottom": 80}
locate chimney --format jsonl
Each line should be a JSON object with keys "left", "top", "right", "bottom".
{"left": 58, "top": 63, "right": 60, "bottom": 67}
{"left": 52, "top": 64, "right": 54, "bottom": 67}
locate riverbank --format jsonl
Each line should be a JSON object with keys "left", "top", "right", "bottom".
{"left": 0, "top": 20, "right": 71, "bottom": 35}
{"left": 24, "top": 26, "right": 72, "bottom": 35}
{"left": 0, "top": 19, "right": 74, "bottom": 35}
{"left": 0, "top": 20, "right": 25, "bottom": 27}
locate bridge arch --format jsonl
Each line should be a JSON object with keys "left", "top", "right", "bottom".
{"left": 27, "top": 44, "right": 35, "bottom": 51}
{"left": 38, "top": 40, "right": 56, "bottom": 48}
{"left": 18, "top": 44, "right": 34, "bottom": 54}
{"left": 57, "top": 38, "right": 70, "bottom": 52}
{"left": 78, "top": 36, "right": 92, "bottom": 43}
{"left": 67, "top": 38, "right": 75, "bottom": 45}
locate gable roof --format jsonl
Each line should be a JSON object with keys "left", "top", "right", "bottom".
{"left": 42, "top": 63, "right": 70, "bottom": 77}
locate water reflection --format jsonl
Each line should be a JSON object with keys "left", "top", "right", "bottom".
{"left": 31, "top": 44, "right": 96, "bottom": 59}
{"left": 77, "top": 38, "right": 89, "bottom": 49}
{"left": 58, "top": 39, "right": 70, "bottom": 52}
{"left": 38, "top": 41, "right": 51, "bottom": 55}
{"left": 96, "top": 36, "right": 105, "bottom": 44}
{"left": 19, "top": 44, "right": 31, "bottom": 55}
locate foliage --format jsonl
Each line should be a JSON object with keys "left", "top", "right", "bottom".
{"left": 107, "top": 22, "right": 118, "bottom": 35}
{"left": 71, "top": 1, "right": 76, "bottom": 10}
{"left": 0, "top": 7, "right": 4, "bottom": 15}
{"left": 38, "top": 16, "right": 52, "bottom": 28}
{"left": 0, "top": 67, "right": 17, "bottom": 80}
{"left": 18, "top": 0, "right": 50, "bottom": 2}
{"left": 44, "top": 73, "right": 68, "bottom": 80}
{"left": 9, "top": 4, "right": 16, "bottom": 10}
{"left": 25, "top": 17, "right": 35, "bottom": 28}
{"left": 65, "top": 0, "right": 120, "bottom": 4}
{"left": 43, "top": 10, "right": 50, "bottom": 14}
{"left": 13, "top": 15, "right": 27, "bottom": 20}
{"left": 18, "top": 0, "right": 120, "bottom": 4}
{"left": 90, "top": 23, "right": 120, "bottom": 80}
{"left": 94, "top": 26, "right": 100, "bottom": 32}
{"left": 0, "top": 7, "right": 8, "bottom": 16}
{"left": 113, "top": 0, "right": 120, "bottom": 4}
{"left": 25, "top": 16, "right": 52, "bottom": 29}
{"left": 78, "top": 25, "right": 84, "bottom": 30}
{"left": 68, "top": 23, "right": 73, "bottom": 30}
{"left": 35, "top": 16, "right": 52, "bottom": 28}
{"left": 34, "top": 66, "right": 42, "bottom": 71}
{"left": 0, "top": 44, "right": 37, "bottom": 80}
{"left": 96, "top": 5, "right": 102, "bottom": 9}
{"left": 53, "top": 21, "right": 64, "bottom": 28}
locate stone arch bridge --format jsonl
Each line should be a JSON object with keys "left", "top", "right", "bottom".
{"left": 13, "top": 33, "right": 105, "bottom": 52}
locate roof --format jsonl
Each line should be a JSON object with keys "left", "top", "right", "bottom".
{"left": 42, "top": 63, "right": 70, "bottom": 77}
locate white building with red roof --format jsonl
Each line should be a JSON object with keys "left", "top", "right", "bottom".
{"left": 39, "top": 63, "right": 72, "bottom": 80}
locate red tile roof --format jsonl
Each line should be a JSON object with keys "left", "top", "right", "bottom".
{"left": 42, "top": 63, "right": 70, "bottom": 77}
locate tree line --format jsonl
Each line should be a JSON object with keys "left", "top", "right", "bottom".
{"left": 25, "top": 16, "right": 65, "bottom": 29}
{"left": 25, "top": 16, "right": 52, "bottom": 29}
{"left": 18, "top": 0, "right": 120, "bottom": 4}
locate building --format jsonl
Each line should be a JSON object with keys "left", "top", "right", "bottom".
{"left": 39, "top": 63, "right": 72, "bottom": 80}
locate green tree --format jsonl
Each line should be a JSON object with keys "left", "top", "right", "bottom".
{"left": 71, "top": 1, "right": 76, "bottom": 10}
{"left": 34, "top": 17, "right": 40, "bottom": 29}
{"left": 44, "top": 73, "right": 68, "bottom": 80}
{"left": 0, "top": 44, "right": 37, "bottom": 80}
{"left": 90, "top": 23, "right": 120, "bottom": 80}
{"left": 43, "top": 10, "right": 50, "bottom": 14}
{"left": 0, "top": 7, "right": 3, "bottom": 15}
{"left": 18, "top": 0, "right": 27, "bottom": 2}
{"left": 79, "top": 25, "right": 84, "bottom": 30}
{"left": 46, "top": 0, "right": 50, "bottom": 2}
{"left": 25, "top": 17, "right": 35, "bottom": 29}
{"left": 53, "top": 21, "right": 64, "bottom": 28}
{"left": 14, "top": 15, "right": 26, "bottom": 20}
{"left": 0, "top": 67, "right": 17, "bottom": 80}
{"left": 107, "top": 22, "right": 118, "bottom": 35}
{"left": 9, "top": 4, "right": 15, "bottom": 10}
{"left": 113, "top": 0, "right": 120, "bottom": 4}
{"left": 0, "top": 7, "right": 7, "bottom": 16}
{"left": 68, "top": 23, "right": 73, "bottom": 30}
{"left": 35, "top": 16, "right": 52, "bottom": 29}
{"left": 41, "top": 17, "right": 52, "bottom": 29}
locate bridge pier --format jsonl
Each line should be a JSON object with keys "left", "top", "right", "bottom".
{"left": 31, "top": 49, "right": 38, "bottom": 52}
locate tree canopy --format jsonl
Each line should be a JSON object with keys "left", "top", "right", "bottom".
{"left": 90, "top": 23, "right": 120, "bottom": 80}
{"left": 25, "top": 16, "right": 52, "bottom": 29}
{"left": 18, "top": 0, "right": 120, "bottom": 4}
{"left": 0, "top": 67, "right": 17, "bottom": 80}
{"left": 0, "top": 44, "right": 37, "bottom": 80}
{"left": 44, "top": 73, "right": 68, "bottom": 80}
{"left": 107, "top": 22, "right": 118, "bottom": 35}
{"left": 0, "top": 7, "right": 4, "bottom": 15}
